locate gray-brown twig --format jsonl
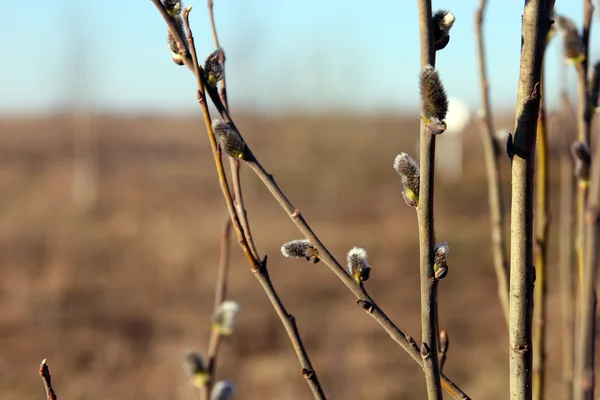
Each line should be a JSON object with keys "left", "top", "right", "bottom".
{"left": 416, "top": 0, "right": 442, "bottom": 398}
{"left": 575, "top": 57, "right": 600, "bottom": 399}
{"left": 474, "top": 0, "right": 510, "bottom": 327}
{"left": 151, "top": 3, "right": 327, "bottom": 398}
{"left": 533, "top": 64, "right": 550, "bottom": 400}
{"left": 39, "top": 359, "right": 58, "bottom": 400}
{"left": 202, "top": 219, "right": 233, "bottom": 398}
{"left": 151, "top": 2, "right": 469, "bottom": 398}
{"left": 508, "top": 1, "right": 550, "bottom": 399}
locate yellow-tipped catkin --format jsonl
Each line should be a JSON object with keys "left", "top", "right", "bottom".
{"left": 556, "top": 15, "right": 586, "bottom": 65}
{"left": 393, "top": 153, "right": 420, "bottom": 208}
{"left": 420, "top": 65, "right": 448, "bottom": 130}
{"left": 212, "top": 301, "right": 240, "bottom": 335}
{"left": 204, "top": 48, "right": 225, "bottom": 86}
{"left": 163, "top": 0, "right": 187, "bottom": 65}
{"left": 281, "top": 239, "right": 320, "bottom": 263}
{"left": 182, "top": 351, "right": 208, "bottom": 388}
{"left": 212, "top": 120, "right": 249, "bottom": 160}
{"left": 347, "top": 247, "right": 371, "bottom": 283}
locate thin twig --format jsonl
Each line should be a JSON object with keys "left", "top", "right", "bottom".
{"left": 575, "top": 61, "right": 600, "bottom": 400}
{"left": 558, "top": 51, "right": 577, "bottom": 400}
{"left": 575, "top": 0, "right": 594, "bottom": 287}
{"left": 253, "top": 257, "right": 327, "bottom": 399}
{"left": 416, "top": 0, "right": 442, "bottom": 398}
{"left": 508, "top": 1, "right": 549, "bottom": 399}
{"left": 574, "top": 3, "right": 597, "bottom": 400}
{"left": 243, "top": 161, "right": 470, "bottom": 400}
{"left": 474, "top": 0, "right": 510, "bottom": 327}
{"left": 39, "top": 359, "right": 58, "bottom": 400}
{"left": 203, "top": 218, "right": 232, "bottom": 396}
{"left": 151, "top": 4, "right": 327, "bottom": 398}
{"left": 151, "top": 2, "right": 469, "bottom": 398}
{"left": 206, "top": 0, "right": 259, "bottom": 261}
{"left": 533, "top": 66, "right": 550, "bottom": 400}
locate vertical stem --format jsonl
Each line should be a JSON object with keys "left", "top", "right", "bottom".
{"left": 574, "top": 95, "right": 600, "bottom": 400}
{"left": 559, "top": 96, "right": 575, "bottom": 400}
{"left": 474, "top": 0, "right": 510, "bottom": 327}
{"left": 574, "top": 3, "right": 596, "bottom": 399}
{"left": 533, "top": 69, "right": 549, "bottom": 400}
{"left": 416, "top": 0, "right": 441, "bottom": 399}
{"left": 509, "top": 1, "right": 548, "bottom": 399}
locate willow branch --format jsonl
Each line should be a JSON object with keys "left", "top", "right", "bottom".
{"left": 39, "top": 359, "right": 58, "bottom": 400}
{"left": 575, "top": 0, "right": 594, "bottom": 285}
{"left": 244, "top": 161, "right": 469, "bottom": 400}
{"left": 559, "top": 130, "right": 576, "bottom": 400}
{"left": 206, "top": 0, "right": 259, "bottom": 261}
{"left": 508, "top": 1, "right": 549, "bottom": 399}
{"left": 574, "top": 3, "right": 597, "bottom": 399}
{"left": 533, "top": 68, "right": 550, "bottom": 400}
{"left": 151, "top": 4, "right": 327, "bottom": 398}
{"left": 203, "top": 219, "right": 232, "bottom": 396}
{"left": 575, "top": 42, "right": 600, "bottom": 400}
{"left": 416, "top": 0, "right": 442, "bottom": 398}
{"left": 474, "top": 0, "right": 510, "bottom": 327}
{"left": 151, "top": 2, "right": 469, "bottom": 398}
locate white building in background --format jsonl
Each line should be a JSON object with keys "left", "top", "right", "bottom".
{"left": 435, "top": 97, "right": 472, "bottom": 183}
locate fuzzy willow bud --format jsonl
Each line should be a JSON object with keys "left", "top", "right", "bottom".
{"left": 182, "top": 351, "right": 207, "bottom": 388}
{"left": 394, "top": 152, "right": 420, "bottom": 208}
{"left": 420, "top": 65, "right": 448, "bottom": 133}
{"left": 434, "top": 242, "right": 450, "bottom": 280}
{"left": 204, "top": 48, "right": 225, "bottom": 86}
{"left": 211, "top": 381, "right": 236, "bottom": 400}
{"left": 432, "top": 10, "right": 455, "bottom": 51}
{"left": 347, "top": 247, "right": 371, "bottom": 283}
{"left": 212, "top": 120, "right": 250, "bottom": 160}
{"left": 212, "top": 301, "right": 240, "bottom": 335}
{"left": 281, "top": 239, "right": 320, "bottom": 263}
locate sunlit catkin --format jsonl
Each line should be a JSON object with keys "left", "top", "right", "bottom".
{"left": 434, "top": 242, "right": 450, "bottom": 280}
{"left": 162, "top": 0, "right": 187, "bottom": 65}
{"left": 281, "top": 239, "right": 320, "bottom": 263}
{"left": 347, "top": 247, "right": 371, "bottom": 283}
{"left": 393, "top": 152, "right": 420, "bottom": 208}
{"left": 420, "top": 65, "right": 448, "bottom": 133}
{"left": 182, "top": 351, "right": 207, "bottom": 388}
{"left": 204, "top": 48, "right": 225, "bottom": 86}
{"left": 556, "top": 15, "right": 586, "bottom": 65}
{"left": 212, "top": 120, "right": 249, "bottom": 160}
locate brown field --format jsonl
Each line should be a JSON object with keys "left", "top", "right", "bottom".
{"left": 0, "top": 111, "right": 592, "bottom": 399}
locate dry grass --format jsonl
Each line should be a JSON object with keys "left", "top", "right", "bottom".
{"left": 0, "top": 112, "right": 590, "bottom": 399}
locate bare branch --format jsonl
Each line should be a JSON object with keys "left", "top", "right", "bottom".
{"left": 39, "top": 359, "right": 58, "bottom": 400}
{"left": 474, "top": 0, "right": 510, "bottom": 326}
{"left": 508, "top": 1, "right": 550, "bottom": 399}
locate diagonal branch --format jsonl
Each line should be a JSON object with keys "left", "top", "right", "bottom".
{"left": 150, "top": 2, "right": 469, "bottom": 398}
{"left": 206, "top": 0, "right": 259, "bottom": 262}
{"left": 150, "top": 3, "right": 327, "bottom": 398}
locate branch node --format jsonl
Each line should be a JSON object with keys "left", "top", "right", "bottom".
{"left": 357, "top": 300, "right": 374, "bottom": 313}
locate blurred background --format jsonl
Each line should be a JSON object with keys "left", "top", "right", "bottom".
{"left": 0, "top": 0, "right": 597, "bottom": 398}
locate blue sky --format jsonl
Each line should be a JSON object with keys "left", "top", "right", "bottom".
{"left": 0, "top": 0, "right": 594, "bottom": 115}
